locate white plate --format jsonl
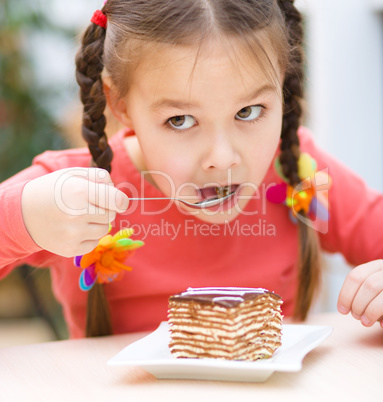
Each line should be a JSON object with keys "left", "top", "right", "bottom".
{"left": 108, "top": 322, "right": 332, "bottom": 382}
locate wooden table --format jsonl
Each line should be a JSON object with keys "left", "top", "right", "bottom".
{"left": 0, "top": 313, "right": 381, "bottom": 402}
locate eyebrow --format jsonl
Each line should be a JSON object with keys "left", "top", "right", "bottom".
{"left": 240, "top": 84, "right": 276, "bottom": 103}
{"left": 150, "top": 98, "right": 196, "bottom": 111}
{"left": 150, "top": 84, "right": 276, "bottom": 111}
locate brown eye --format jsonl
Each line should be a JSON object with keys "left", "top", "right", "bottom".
{"left": 168, "top": 115, "right": 196, "bottom": 130}
{"left": 169, "top": 116, "right": 185, "bottom": 126}
{"left": 236, "top": 105, "right": 262, "bottom": 121}
{"left": 237, "top": 107, "right": 252, "bottom": 119}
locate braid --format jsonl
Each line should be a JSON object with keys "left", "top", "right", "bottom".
{"left": 75, "top": 17, "right": 113, "bottom": 337}
{"left": 277, "top": 0, "right": 321, "bottom": 320}
{"left": 75, "top": 22, "right": 113, "bottom": 172}
{"left": 278, "top": 0, "right": 303, "bottom": 185}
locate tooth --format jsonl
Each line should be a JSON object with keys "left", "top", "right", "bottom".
{"left": 215, "top": 186, "right": 230, "bottom": 199}
{"left": 215, "top": 186, "right": 224, "bottom": 199}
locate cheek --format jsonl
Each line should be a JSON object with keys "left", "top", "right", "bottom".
{"left": 143, "top": 147, "right": 196, "bottom": 193}
{"left": 246, "top": 134, "right": 280, "bottom": 185}
{"left": 154, "top": 154, "right": 193, "bottom": 180}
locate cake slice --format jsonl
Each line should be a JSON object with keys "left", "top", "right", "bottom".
{"left": 168, "top": 287, "right": 283, "bottom": 361}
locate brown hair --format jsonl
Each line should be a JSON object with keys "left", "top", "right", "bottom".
{"left": 75, "top": 0, "right": 320, "bottom": 336}
{"left": 276, "top": 0, "right": 320, "bottom": 320}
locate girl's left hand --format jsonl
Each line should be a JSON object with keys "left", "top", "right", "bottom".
{"left": 337, "top": 259, "right": 383, "bottom": 328}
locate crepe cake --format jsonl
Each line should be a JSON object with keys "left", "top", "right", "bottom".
{"left": 168, "top": 287, "right": 283, "bottom": 361}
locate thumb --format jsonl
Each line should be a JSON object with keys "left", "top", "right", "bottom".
{"left": 87, "top": 180, "right": 129, "bottom": 213}
{"left": 115, "top": 189, "right": 129, "bottom": 212}
{"left": 86, "top": 167, "right": 129, "bottom": 211}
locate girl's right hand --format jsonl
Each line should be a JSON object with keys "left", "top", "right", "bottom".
{"left": 21, "top": 168, "right": 129, "bottom": 257}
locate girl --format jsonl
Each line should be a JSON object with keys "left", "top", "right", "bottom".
{"left": 1, "top": 0, "right": 382, "bottom": 338}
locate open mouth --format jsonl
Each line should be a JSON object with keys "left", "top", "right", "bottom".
{"left": 198, "top": 184, "right": 240, "bottom": 202}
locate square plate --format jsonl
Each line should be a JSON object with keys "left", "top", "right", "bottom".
{"left": 108, "top": 322, "right": 332, "bottom": 382}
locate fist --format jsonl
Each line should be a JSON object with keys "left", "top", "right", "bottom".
{"left": 337, "top": 260, "right": 383, "bottom": 328}
{"left": 22, "top": 167, "right": 129, "bottom": 257}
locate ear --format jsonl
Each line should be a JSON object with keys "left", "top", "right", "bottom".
{"left": 103, "top": 76, "right": 133, "bottom": 128}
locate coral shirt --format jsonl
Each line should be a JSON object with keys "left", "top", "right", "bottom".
{"left": 1, "top": 127, "right": 383, "bottom": 338}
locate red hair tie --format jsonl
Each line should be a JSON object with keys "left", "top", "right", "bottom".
{"left": 91, "top": 10, "right": 107, "bottom": 29}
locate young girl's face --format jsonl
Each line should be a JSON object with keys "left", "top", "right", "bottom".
{"left": 119, "top": 37, "right": 283, "bottom": 224}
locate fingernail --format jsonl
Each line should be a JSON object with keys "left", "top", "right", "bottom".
{"left": 337, "top": 304, "right": 349, "bottom": 314}
{"left": 116, "top": 192, "right": 128, "bottom": 211}
{"left": 352, "top": 311, "right": 361, "bottom": 320}
{"left": 361, "top": 315, "right": 370, "bottom": 326}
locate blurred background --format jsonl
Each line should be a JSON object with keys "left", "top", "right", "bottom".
{"left": 0, "top": 0, "right": 108, "bottom": 346}
{"left": 0, "top": 0, "right": 382, "bottom": 347}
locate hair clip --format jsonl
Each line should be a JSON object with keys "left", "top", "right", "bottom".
{"left": 74, "top": 228, "right": 144, "bottom": 291}
{"left": 91, "top": 9, "right": 107, "bottom": 29}
{"left": 266, "top": 152, "right": 331, "bottom": 224}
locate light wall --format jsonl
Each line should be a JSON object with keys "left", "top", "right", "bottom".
{"left": 297, "top": 0, "right": 383, "bottom": 311}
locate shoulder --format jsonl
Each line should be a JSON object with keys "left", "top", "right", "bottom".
{"left": 296, "top": 126, "right": 336, "bottom": 171}
{"left": 31, "top": 130, "right": 128, "bottom": 173}
{"left": 32, "top": 147, "right": 92, "bottom": 172}
{"left": 297, "top": 126, "right": 317, "bottom": 152}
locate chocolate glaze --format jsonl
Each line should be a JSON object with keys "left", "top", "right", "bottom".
{"left": 169, "top": 287, "right": 281, "bottom": 308}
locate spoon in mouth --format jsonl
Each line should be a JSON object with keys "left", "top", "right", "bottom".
{"left": 128, "top": 192, "right": 236, "bottom": 210}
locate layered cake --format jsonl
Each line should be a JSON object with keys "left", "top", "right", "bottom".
{"left": 168, "top": 287, "right": 283, "bottom": 361}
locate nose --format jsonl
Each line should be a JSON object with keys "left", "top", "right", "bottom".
{"left": 202, "top": 130, "right": 241, "bottom": 171}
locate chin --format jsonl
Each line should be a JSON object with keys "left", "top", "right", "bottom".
{"left": 180, "top": 202, "right": 245, "bottom": 224}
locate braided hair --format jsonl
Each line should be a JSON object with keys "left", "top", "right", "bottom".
{"left": 75, "top": 17, "right": 113, "bottom": 337}
{"left": 74, "top": 0, "right": 320, "bottom": 337}
{"left": 75, "top": 22, "right": 112, "bottom": 172}
{"left": 277, "top": 0, "right": 320, "bottom": 320}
